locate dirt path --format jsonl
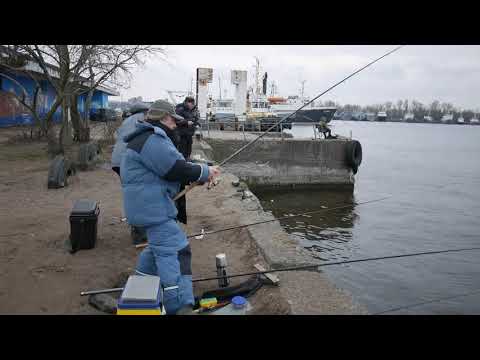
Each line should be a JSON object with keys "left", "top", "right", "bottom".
{"left": 0, "top": 139, "right": 289, "bottom": 314}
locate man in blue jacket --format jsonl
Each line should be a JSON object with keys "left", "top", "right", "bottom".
{"left": 111, "top": 103, "right": 150, "bottom": 176}
{"left": 111, "top": 103, "right": 150, "bottom": 244}
{"left": 121, "top": 99, "right": 220, "bottom": 315}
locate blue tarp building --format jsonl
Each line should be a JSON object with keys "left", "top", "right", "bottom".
{"left": 0, "top": 47, "right": 119, "bottom": 128}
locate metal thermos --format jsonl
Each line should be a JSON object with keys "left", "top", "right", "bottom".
{"left": 215, "top": 253, "right": 229, "bottom": 288}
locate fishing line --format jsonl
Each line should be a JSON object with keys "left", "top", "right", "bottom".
{"left": 186, "top": 196, "right": 389, "bottom": 238}
{"left": 373, "top": 289, "right": 480, "bottom": 315}
{"left": 135, "top": 196, "right": 391, "bottom": 249}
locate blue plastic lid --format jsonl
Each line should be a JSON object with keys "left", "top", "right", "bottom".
{"left": 232, "top": 296, "right": 247, "bottom": 308}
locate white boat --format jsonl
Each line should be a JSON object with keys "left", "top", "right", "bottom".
{"left": 403, "top": 112, "right": 414, "bottom": 122}
{"left": 470, "top": 117, "right": 480, "bottom": 124}
{"left": 211, "top": 98, "right": 235, "bottom": 121}
{"left": 441, "top": 114, "right": 454, "bottom": 123}
{"left": 377, "top": 111, "right": 387, "bottom": 121}
{"left": 457, "top": 117, "right": 465, "bottom": 124}
{"left": 249, "top": 93, "right": 272, "bottom": 115}
{"left": 424, "top": 115, "right": 433, "bottom": 122}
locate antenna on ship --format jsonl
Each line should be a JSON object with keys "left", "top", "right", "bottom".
{"left": 300, "top": 80, "right": 306, "bottom": 101}
{"left": 254, "top": 56, "right": 261, "bottom": 96}
{"left": 218, "top": 76, "right": 222, "bottom": 100}
{"left": 270, "top": 81, "right": 277, "bottom": 96}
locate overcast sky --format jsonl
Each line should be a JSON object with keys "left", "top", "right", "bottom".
{"left": 112, "top": 45, "right": 480, "bottom": 110}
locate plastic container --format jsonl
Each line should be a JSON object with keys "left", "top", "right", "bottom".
{"left": 69, "top": 200, "right": 100, "bottom": 252}
{"left": 232, "top": 296, "right": 246, "bottom": 309}
{"left": 200, "top": 297, "right": 218, "bottom": 309}
{"left": 116, "top": 275, "right": 165, "bottom": 315}
{"left": 208, "top": 296, "right": 252, "bottom": 315}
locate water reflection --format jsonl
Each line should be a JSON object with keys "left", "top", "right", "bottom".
{"left": 256, "top": 189, "right": 359, "bottom": 261}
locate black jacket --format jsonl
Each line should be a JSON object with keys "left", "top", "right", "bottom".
{"left": 175, "top": 102, "right": 199, "bottom": 138}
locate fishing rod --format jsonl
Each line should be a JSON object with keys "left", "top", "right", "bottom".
{"left": 81, "top": 246, "right": 480, "bottom": 296}
{"left": 173, "top": 45, "right": 404, "bottom": 201}
{"left": 135, "top": 196, "right": 391, "bottom": 249}
{"left": 191, "top": 246, "right": 480, "bottom": 283}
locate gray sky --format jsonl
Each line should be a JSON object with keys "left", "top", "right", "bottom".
{"left": 112, "top": 45, "right": 480, "bottom": 110}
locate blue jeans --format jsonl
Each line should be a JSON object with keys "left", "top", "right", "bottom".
{"left": 135, "top": 221, "right": 193, "bottom": 315}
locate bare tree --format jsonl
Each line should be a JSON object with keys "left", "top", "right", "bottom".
{"left": 1, "top": 45, "right": 165, "bottom": 153}
{"left": 3, "top": 45, "right": 97, "bottom": 153}
{"left": 69, "top": 45, "right": 165, "bottom": 142}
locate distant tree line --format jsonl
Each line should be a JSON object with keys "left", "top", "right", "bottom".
{"left": 317, "top": 99, "right": 478, "bottom": 121}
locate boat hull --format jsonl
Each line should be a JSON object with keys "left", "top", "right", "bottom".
{"left": 272, "top": 108, "right": 337, "bottom": 124}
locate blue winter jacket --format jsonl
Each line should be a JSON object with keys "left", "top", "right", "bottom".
{"left": 120, "top": 120, "right": 210, "bottom": 227}
{"left": 111, "top": 112, "right": 145, "bottom": 168}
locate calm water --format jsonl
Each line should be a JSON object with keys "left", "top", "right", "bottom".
{"left": 257, "top": 121, "right": 480, "bottom": 314}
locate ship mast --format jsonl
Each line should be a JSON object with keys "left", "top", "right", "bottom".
{"left": 218, "top": 76, "right": 222, "bottom": 100}
{"left": 300, "top": 80, "right": 306, "bottom": 102}
{"left": 270, "top": 81, "right": 277, "bottom": 96}
{"left": 254, "top": 57, "right": 261, "bottom": 97}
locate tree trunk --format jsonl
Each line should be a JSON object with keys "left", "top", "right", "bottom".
{"left": 71, "top": 95, "right": 90, "bottom": 142}
{"left": 82, "top": 88, "right": 94, "bottom": 140}
{"left": 42, "top": 95, "right": 64, "bottom": 155}
{"left": 47, "top": 122, "right": 62, "bottom": 156}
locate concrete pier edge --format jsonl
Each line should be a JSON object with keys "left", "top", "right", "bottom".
{"left": 193, "top": 138, "right": 368, "bottom": 314}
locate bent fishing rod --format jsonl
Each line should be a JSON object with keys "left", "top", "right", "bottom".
{"left": 173, "top": 45, "right": 404, "bottom": 201}
{"left": 135, "top": 196, "right": 391, "bottom": 249}
{"left": 80, "top": 246, "right": 480, "bottom": 296}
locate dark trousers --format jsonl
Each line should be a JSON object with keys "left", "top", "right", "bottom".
{"left": 176, "top": 184, "right": 187, "bottom": 225}
{"left": 322, "top": 129, "right": 332, "bottom": 139}
{"left": 176, "top": 135, "right": 193, "bottom": 224}
{"left": 178, "top": 136, "right": 193, "bottom": 160}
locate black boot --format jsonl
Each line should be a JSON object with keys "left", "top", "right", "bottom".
{"left": 131, "top": 226, "right": 147, "bottom": 245}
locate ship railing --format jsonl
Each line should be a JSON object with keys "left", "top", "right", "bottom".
{"left": 197, "top": 118, "right": 330, "bottom": 141}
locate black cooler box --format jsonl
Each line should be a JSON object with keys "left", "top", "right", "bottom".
{"left": 69, "top": 200, "right": 100, "bottom": 252}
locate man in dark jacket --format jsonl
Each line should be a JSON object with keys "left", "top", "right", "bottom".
{"left": 175, "top": 96, "right": 199, "bottom": 161}
{"left": 175, "top": 97, "right": 200, "bottom": 225}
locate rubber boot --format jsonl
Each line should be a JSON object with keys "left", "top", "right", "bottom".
{"left": 131, "top": 226, "right": 147, "bottom": 245}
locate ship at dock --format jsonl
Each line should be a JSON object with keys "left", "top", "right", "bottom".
{"left": 209, "top": 58, "right": 337, "bottom": 130}
{"left": 268, "top": 95, "right": 337, "bottom": 128}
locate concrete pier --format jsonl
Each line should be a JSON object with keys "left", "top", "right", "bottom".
{"left": 190, "top": 141, "right": 367, "bottom": 314}
{"left": 200, "top": 130, "right": 356, "bottom": 191}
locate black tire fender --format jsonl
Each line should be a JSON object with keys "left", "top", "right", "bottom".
{"left": 47, "top": 155, "right": 67, "bottom": 189}
{"left": 345, "top": 140, "right": 362, "bottom": 174}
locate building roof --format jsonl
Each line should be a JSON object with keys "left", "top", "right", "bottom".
{"left": 0, "top": 45, "right": 119, "bottom": 96}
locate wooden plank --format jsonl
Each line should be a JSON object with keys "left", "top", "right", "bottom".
{"left": 254, "top": 264, "right": 280, "bottom": 286}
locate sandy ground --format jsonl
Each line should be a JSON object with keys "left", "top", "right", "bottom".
{"left": 0, "top": 130, "right": 289, "bottom": 314}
